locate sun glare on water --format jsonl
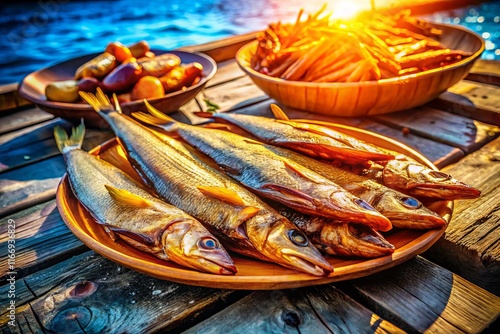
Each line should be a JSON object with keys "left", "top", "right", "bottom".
{"left": 329, "top": 0, "right": 369, "bottom": 19}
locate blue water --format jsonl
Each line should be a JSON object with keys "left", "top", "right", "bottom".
{"left": 1, "top": 0, "right": 499, "bottom": 85}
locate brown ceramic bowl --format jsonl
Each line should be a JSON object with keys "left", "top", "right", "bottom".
{"left": 236, "top": 23, "right": 484, "bottom": 117}
{"left": 18, "top": 50, "right": 217, "bottom": 128}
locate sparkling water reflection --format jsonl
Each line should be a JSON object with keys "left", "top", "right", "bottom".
{"left": 0, "top": 0, "right": 498, "bottom": 85}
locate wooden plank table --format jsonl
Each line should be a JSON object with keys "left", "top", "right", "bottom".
{"left": 1, "top": 33, "right": 500, "bottom": 334}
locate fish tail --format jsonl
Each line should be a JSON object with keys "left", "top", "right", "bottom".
{"left": 54, "top": 119, "right": 85, "bottom": 154}
{"left": 79, "top": 88, "right": 121, "bottom": 115}
{"left": 270, "top": 104, "right": 290, "bottom": 121}
{"left": 131, "top": 99, "right": 178, "bottom": 132}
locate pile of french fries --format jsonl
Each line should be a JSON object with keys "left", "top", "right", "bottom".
{"left": 251, "top": 7, "right": 473, "bottom": 82}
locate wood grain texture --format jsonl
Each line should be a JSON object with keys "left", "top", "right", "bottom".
{"left": 467, "top": 59, "right": 500, "bottom": 86}
{"left": 373, "top": 105, "right": 500, "bottom": 153}
{"left": 0, "top": 252, "right": 241, "bottom": 334}
{"left": 0, "top": 200, "right": 85, "bottom": 281}
{"left": 0, "top": 107, "right": 53, "bottom": 136}
{"left": 196, "top": 76, "right": 268, "bottom": 113}
{"left": 232, "top": 99, "right": 465, "bottom": 168}
{"left": 205, "top": 60, "right": 246, "bottom": 88}
{"left": 425, "top": 137, "right": 500, "bottom": 295}
{"left": 185, "top": 285, "right": 404, "bottom": 334}
{"left": 341, "top": 256, "right": 500, "bottom": 333}
{"left": 0, "top": 156, "right": 66, "bottom": 218}
{"left": 179, "top": 32, "right": 256, "bottom": 63}
{"left": 432, "top": 80, "right": 500, "bottom": 126}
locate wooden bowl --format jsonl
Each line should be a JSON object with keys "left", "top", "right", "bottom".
{"left": 235, "top": 23, "right": 484, "bottom": 117}
{"left": 18, "top": 50, "right": 217, "bottom": 128}
{"left": 56, "top": 124, "right": 452, "bottom": 290}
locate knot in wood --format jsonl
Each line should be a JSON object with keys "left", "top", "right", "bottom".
{"left": 281, "top": 310, "right": 301, "bottom": 327}
{"left": 69, "top": 280, "right": 98, "bottom": 298}
{"left": 50, "top": 306, "right": 92, "bottom": 333}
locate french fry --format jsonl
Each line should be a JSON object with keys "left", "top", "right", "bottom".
{"left": 251, "top": 7, "right": 472, "bottom": 83}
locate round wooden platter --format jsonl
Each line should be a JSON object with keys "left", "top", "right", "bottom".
{"left": 56, "top": 125, "right": 452, "bottom": 290}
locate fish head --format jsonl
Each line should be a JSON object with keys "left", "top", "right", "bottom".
{"left": 320, "top": 223, "right": 395, "bottom": 258}
{"left": 161, "top": 219, "right": 237, "bottom": 275}
{"left": 371, "top": 189, "right": 447, "bottom": 229}
{"left": 247, "top": 213, "right": 333, "bottom": 276}
{"left": 383, "top": 160, "right": 481, "bottom": 200}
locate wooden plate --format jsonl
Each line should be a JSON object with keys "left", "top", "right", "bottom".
{"left": 56, "top": 125, "right": 452, "bottom": 290}
{"left": 18, "top": 50, "right": 217, "bottom": 128}
{"left": 236, "top": 23, "right": 484, "bottom": 117}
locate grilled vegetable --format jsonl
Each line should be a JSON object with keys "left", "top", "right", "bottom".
{"left": 105, "top": 42, "right": 133, "bottom": 63}
{"left": 54, "top": 122, "right": 236, "bottom": 275}
{"left": 159, "top": 62, "right": 203, "bottom": 93}
{"left": 102, "top": 62, "right": 143, "bottom": 92}
{"left": 133, "top": 102, "right": 392, "bottom": 231}
{"left": 128, "top": 40, "right": 150, "bottom": 58}
{"left": 45, "top": 80, "right": 80, "bottom": 102}
{"left": 80, "top": 89, "right": 333, "bottom": 276}
{"left": 139, "top": 53, "right": 181, "bottom": 77}
{"left": 131, "top": 76, "right": 165, "bottom": 100}
{"left": 75, "top": 52, "right": 117, "bottom": 80}
{"left": 77, "top": 77, "right": 101, "bottom": 93}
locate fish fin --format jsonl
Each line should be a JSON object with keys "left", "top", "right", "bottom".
{"left": 132, "top": 112, "right": 169, "bottom": 126}
{"left": 103, "top": 226, "right": 118, "bottom": 242}
{"left": 107, "top": 226, "right": 155, "bottom": 247}
{"left": 270, "top": 104, "right": 290, "bottom": 121}
{"left": 112, "top": 93, "right": 122, "bottom": 114}
{"left": 261, "top": 184, "right": 315, "bottom": 207}
{"left": 242, "top": 138, "right": 264, "bottom": 145}
{"left": 144, "top": 99, "right": 176, "bottom": 122}
{"left": 197, "top": 186, "right": 245, "bottom": 206}
{"left": 193, "top": 112, "right": 216, "bottom": 118}
{"left": 105, "top": 185, "right": 153, "bottom": 209}
{"left": 237, "top": 206, "right": 261, "bottom": 222}
{"left": 53, "top": 119, "right": 85, "bottom": 154}
{"left": 203, "top": 123, "right": 231, "bottom": 130}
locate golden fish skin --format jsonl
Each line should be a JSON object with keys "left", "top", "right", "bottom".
{"left": 199, "top": 112, "right": 394, "bottom": 164}
{"left": 98, "top": 112, "right": 333, "bottom": 276}
{"left": 377, "top": 159, "right": 481, "bottom": 200}
{"left": 55, "top": 126, "right": 236, "bottom": 275}
{"left": 271, "top": 202, "right": 395, "bottom": 258}
{"left": 267, "top": 146, "right": 447, "bottom": 230}
{"left": 167, "top": 123, "right": 392, "bottom": 230}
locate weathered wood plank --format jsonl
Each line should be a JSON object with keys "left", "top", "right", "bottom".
{"left": 0, "top": 252, "right": 244, "bottom": 333}
{"left": 341, "top": 256, "right": 500, "bottom": 333}
{"left": 0, "top": 200, "right": 85, "bottom": 281}
{"left": 185, "top": 285, "right": 403, "bottom": 334}
{"left": 467, "top": 59, "right": 500, "bottom": 86}
{"left": 0, "top": 156, "right": 66, "bottom": 218}
{"left": 196, "top": 76, "right": 268, "bottom": 114}
{"left": 425, "top": 137, "right": 500, "bottom": 295}
{"left": 231, "top": 100, "right": 465, "bottom": 168}
{"left": 373, "top": 105, "right": 500, "bottom": 153}
{"left": 0, "top": 121, "right": 113, "bottom": 172}
{"left": 0, "top": 83, "right": 32, "bottom": 112}
{"left": 205, "top": 60, "right": 246, "bottom": 88}
{"left": 431, "top": 80, "right": 500, "bottom": 126}
{"left": 0, "top": 107, "right": 53, "bottom": 136}
{"left": 179, "top": 32, "right": 256, "bottom": 63}
{"left": 0, "top": 304, "right": 44, "bottom": 334}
